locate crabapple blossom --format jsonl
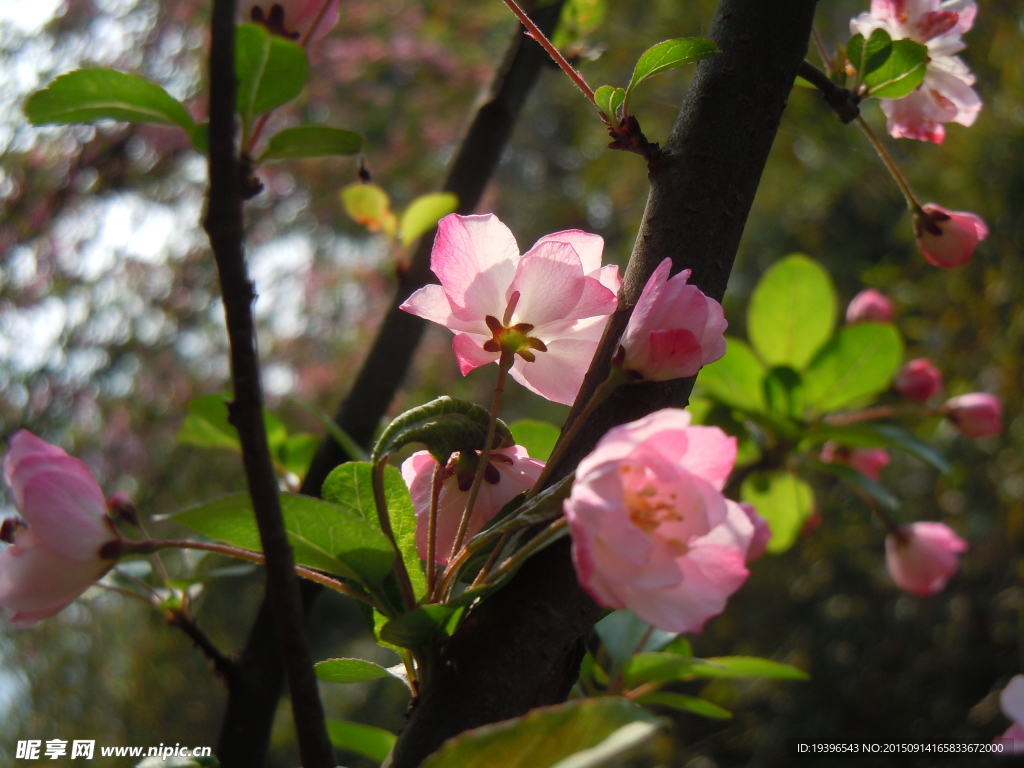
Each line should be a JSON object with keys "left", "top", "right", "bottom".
{"left": 402, "top": 445, "right": 544, "bottom": 565}
{"left": 0, "top": 431, "right": 120, "bottom": 627}
{"left": 564, "top": 408, "right": 756, "bottom": 633}
{"left": 238, "top": 0, "right": 339, "bottom": 42}
{"left": 821, "top": 442, "right": 891, "bottom": 481}
{"left": 885, "top": 521, "right": 966, "bottom": 595}
{"left": 617, "top": 258, "right": 727, "bottom": 381}
{"left": 914, "top": 204, "right": 988, "bottom": 268}
{"left": 851, "top": 0, "right": 981, "bottom": 144}
{"left": 400, "top": 214, "right": 620, "bottom": 406}
{"left": 895, "top": 358, "right": 943, "bottom": 402}
{"left": 942, "top": 392, "right": 1002, "bottom": 437}
{"left": 845, "top": 289, "right": 893, "bottom": 324}
{"left": 738, "top": 502, "right": 771, "bottom": 563}
{"left": 997, "top": 675, "right": 1024, "bottom": 753}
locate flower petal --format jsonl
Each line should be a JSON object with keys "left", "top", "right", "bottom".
{"left": 431, "top": 213, "right": 520, "bottom": 321}
{"left": 509, "top": 241, "right": 587, "bottom": 327}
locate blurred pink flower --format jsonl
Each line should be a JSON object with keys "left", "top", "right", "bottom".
{"left": 618, "top": 258, "right": 727, "bottom": 381}
{"left": 998, "top": 675, "right": 1024, "bottom": 754}
{"left": 943, "top": 392, "right": 1002, "bottom": 437}
{"left": 850, "top": 0, "right": 981, "bottom": 144}
{"left": 402, "top": 445, "right": 544, "bottom": 565}
{"left": 885, "top": 521, "right": 967, "bottom": 595}
{"left": 914, "top": 204, "right": 987, "bottom": 268}
{"left": 821, "top": 442, "right": 891, "bottom": 481}
{"left": 400, "top": 214, "right": 620, "bottom": 405}
{"left": 846, "top": 289, "right": 893, "bottom": 324}
{"left": 0, "top": 431, "right": 119, "bottom": 627}
{"left": 895, "top": 358, "right": 943, "bottom": 402}
{"left": 239, "top": 0, "right": 339, "bottom": 42}
{"left": 738, "top": 502, "right": 771, "bottom": 562}
{"left": 564, "top": 408, "right": 756, "bottom": 633}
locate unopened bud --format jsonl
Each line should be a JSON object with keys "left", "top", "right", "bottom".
{"left": 107, "top": 491, "right": 139, "bottom": 526}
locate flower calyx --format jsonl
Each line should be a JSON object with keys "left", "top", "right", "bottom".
{"left": 444, "top": 450, "right": 514, "bottom": 491}
{"left": 249, "top": 4, "right": 300, "bottom": 39}
{"left": 481, "top": 291, "right": 548, "bottom": 362}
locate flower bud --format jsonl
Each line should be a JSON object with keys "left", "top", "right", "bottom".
{"left": 914, "top": 204, "right": 988, "bottom": 268}
{"left": 894, "top": 358, "right": 943, "bottom": 402}
{"left": 942, "top": 393, "right": 1002, "bottom": 438}
{"left": 885, "top": 521, "right": 966, "bottom": 596}
{"left": 821, "top": 442, "right": 891, "bottom": 481}
{"left": 107, "top": 490, "right": 139, "bottom": 527}
{"left": 845, "top": 289, "right": 893, "bottom": 324}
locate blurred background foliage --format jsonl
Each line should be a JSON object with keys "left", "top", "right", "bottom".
{"left": 0, "top": 0, "right": 1022, "bottom": 765}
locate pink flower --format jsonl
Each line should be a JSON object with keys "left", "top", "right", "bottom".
{"left": 617, "top": 258, "right": 727, "bottom": 381}
{"left": 895, "top": 358, "right": 943, "bottom": 402}
{"left": 738, "top": 502, "right": 771, "bottom": 563}
{"left": 846, "top": 289, "right": 893, "bottom": 324}
{"left": 885, "top": 521, "right": 967, "bottom": 595}
{"left": 0, "top": 431, "right": 119, "bottom": 627}
{"left": 238, "top": 0, "right": 339, "bottom": 43}
{"left": 942, "top": 392, "right": 1002, "bottom": 437}
{"left": 851, "top": 0, "right": 981, "bottom": 144}
{"left": 997, "top": 675, "right": 1024, "bottom": 754}
{"left": 914, "top": 204, "right": 988, "bottom": 268}
{"left": 400, "top": 214, "right": 620, "bottom": 406}
{"left": 564, "top": 408, "right": 756, "bottom": 633}
{"left": 821, "top": 442, "right": 891, "bottom": 481}
{"left": 402, "top": 445, "right": 544, "bottom": 565}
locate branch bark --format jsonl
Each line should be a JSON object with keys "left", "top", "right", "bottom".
{"left": 388, "top": 1, "right": 817, "bottom": 765}
{"left": 202, "top": 1, "right": 334, "bottom": 766}
{"left": 215, "top": 3, "right": 566, "bottom": 765}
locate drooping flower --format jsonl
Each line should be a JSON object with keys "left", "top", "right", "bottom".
{"left": 850, "top": 0, "right": 981, "bottom": 144}
{"left": 738, "top": 502, "right": 771, "bottom": 563}
{"left": 400, "top": 214, "right": 621, "bottom": 406}
{"left": 846, "top": 289, "right": 893, "bottom": 324}
{"left": 821, "top": 442, "right": 891, "bottom": 481}
{"left": 914, "top": 204, "right": 988, "bottom": 268}
{"left": 942, "top": 392, "right": 1002, "bottom": 437}
{"left": 0, "top": 431, "right": 120, "bottom": 627}
{"left": 238, "top": 0, "right": 340, "bottom": 43}
{"left": 402, "top": 445, "right": 544, "bottom": 565}
{"left": 617, "top": 258, "right": 727, "bottom": 381}
{"left": 885, "top": 521, "right": 967, "bottom": 596}
{"left": 997, "top": 675, "right": 1024, "bottom": 754}
{"left": 895, "top": 358, "right": 943, "bottom": 402}
{"left": 564, "top": 408, "right": 756, "bottom": 634}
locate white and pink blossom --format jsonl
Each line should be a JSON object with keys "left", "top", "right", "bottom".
{"left": 885, "top": 521, "right": 966, "bottom": 596}
{"left": 850, "top": 0, "right": 981, "bottom": 144}
{"left": 564, "top": 408, "right": 755, "bottom": 634}
{"left": 914, "top": 204, "right": 988, "bottom": 268}
{"left": 400, "top": 214, "right": 621, "bottom": 406}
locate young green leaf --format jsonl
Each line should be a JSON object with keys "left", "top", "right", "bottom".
{"left": 846, "top": 29, "right": 893, "bottom": 81}
{"left": 624, "top": 38, "right": 719, "bottom": 112}
{"left": 400, "top": 192, "right": 459, "bottom": 247}
{"left": 863, "top": 39, "right": 928, "bottom": 99}
{"left": 697, "top": 337, "right": 768, "bottom": 413}
{"left": 24, "top": 69, "right": 196, "bottom": 132}
{"left": 635, "top": 692, "right": 732, "bottom": 719}
{"left": 508, "top": 419, "right": 561, "bottom": 462}
{"left": 692, "top": 656, "right": 810, "bottom": 680}
{"left": 325, "top": 719, "right": 397, "bottom": 763}
{"left": 379, "top": 604, "right": 460, "bottom": 648}
{"left": 815, "top": 460, "right": 900, "bottom": 511}
{"left": 595, "top": 610, "right": 676, "bottom": 667}
{"left": 341, "top": 183, "right": 398, "bottom": 236}
{"left": 315, "top": 657, "right": 396, "bottom": 684}
{"left": 277, "top": 433, "right": 320, "bottom": 478}
{"left": 802, "top": 323, "right": 904, "bottom": 412}
{"left": 593, "top": 84, "right": 625, "bottom": 121}
{"left": 235, "top": 23, "right": 309, "bottom": 126}
{"left": 622, "top": 652, "right": 696, "bottom": 688}
{"left": 748, "top": 254, "right": 837, "bottom": 370}
{"left": 551, "top": 0, "right": 606, "bottom": 49}
{"left": 740, "top": 471, "right": 815, "bottom": 554}
{"left": 762, "top": 366, "right": 805, "bottom": 420}
{"left": 261, "top": 125, "right": 363, "bottom": 161}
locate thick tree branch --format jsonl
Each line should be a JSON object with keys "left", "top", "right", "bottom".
{"left": 388, "top": 2, "right": 818, "bottom": 765}
{"left": 215, "top": 3, "right": 566, "bottom": 765}
{"left": 202, "top": 1, "right": 334, "bottom": 766}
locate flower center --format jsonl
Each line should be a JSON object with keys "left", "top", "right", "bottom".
{"left": 624, "top": 480, "right": 683, "bottom": 534}
{"left": 481, "top": 291, "right": 549, "bottom": 362}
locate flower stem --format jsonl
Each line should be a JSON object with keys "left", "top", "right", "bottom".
{"left": 426, "top": 462, "right": 444, "bottom": 595}
{"left": 811, "top": 24, "right": 833, "bottom": 73}
{"left": 497, "top": 0, "right": 596, "bottom": 104}
{"left": 469, "top": 531, "right": 510, "bottom": 589}
{"left": 856, "top": 115, "right": 923, "bottom": 212}
{"left": 478, "top": 516, "right": 568, "bottom": 589}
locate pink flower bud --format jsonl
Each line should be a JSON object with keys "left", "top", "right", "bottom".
{"left": 738, "top": 502, "right": 771, "bottom": 563}
{"left": 238, "top": 0, "right": 340, "bottom": 43}
{"left": 564, "top": 408, "right": 756, "bottom": 633}
{"left": 820, "top": 442, "right": 891, "bottom": 482}
{"left": 1, "top": 431, "right": 119, "bottom": 627}
{"left": 617, "top": 259, "right": 727, "bottom": 381}
{"left": 998, "top": 676, "right": 1024, "bottom": 754}
{"left": 894, "top": 358, "right": 943, "bottom": 402}
{"left": 106, "top": 490, "right": 139, "bottom": 526}
{"left": 914, "top": 204, "right": 988, "bottom": 268}
{"left": 885, "top": 521, "right": 966, "bottom": 596}
{"left": 942, "top": 393, "right": 1002, "bottom": 438}
{"left": 845, "top": 289, "right": 893, "bottom": 324}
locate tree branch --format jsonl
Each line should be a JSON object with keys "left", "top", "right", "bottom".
{"left": 797, "top": 59, "right": 860, "bottom": 123}
{"left": 388, "top": 1, "right": 818, "bottom": 765}
{"left": 215, "top": 3, "right": 567, "bottom": 764}
{"left": 202, "top": 1, "right": 334, "bottom": 766}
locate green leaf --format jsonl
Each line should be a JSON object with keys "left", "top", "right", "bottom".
{"left": 379, "top": 604, "right": 460, "bottom": 649}
{"left": 661, "top": 636, "right": 693, "bottom": 657}
{"left": 864, "top": 423, "right": 950, "bottom": 473}
{"left": 635, "top": 692, "right": 732, "bottom": 720}
{"left": 863, "top": 38, "right": 928, "bottom": 99}
{"left": 421, "top": 698, "right": 661, "bottom": 768}
{"left": 372, "top": 396, "right": 514, "bottom": 464}
{"left": 262, "top": 125, "right": 363, "bottom": 161}
{"left": 315, "top": 657, "right": 395, "bottom": 684}
{"left": 278, "top": 432, "right": 320, "bottom": 478}
{"left": 740, "top": 472, "right": 814, "bottom": 554}
{"left": 509, "top": 419, "right": 561, "bottom": 462}
{"left": 548, "top": 721, "right": 661, "bottom": 768}
{"left": 172, "top": 492, "right": 394, "bottom": 587}
{"left": 24, "top": 68, "right": 195, "bottom": 132}
{"left": 846, "top": 29, "right": 893, "bottom": 79}
{"left": 692, "top": 656, "right": 809, "bottom": 680}
{"left": 286, "top": 395, "right": 369, "bottom": 462}
{"left": 697, "top": 338, "right": 767, "bottom": 412}
{"left": 341, "top": 183, "right": 398, "bottom": 236}
{"left": 748, "top": 254, "right": 837, "bottom": 370}
{"left": 400, "top": 192, "right": 459, "bottom": 247}
{"left": 551, "top": 0, "right": 606, "bottom": 48}
{"left": 595, "top": 610, "right": 677, "bottom": 667}
{"left": 802, "top": 323, "right": 903, "bottom": 412}
{"left": 624, "top": 38, "right": 719, "bottom": 109}
{"left": 322, "top": 462, "right": 427, "bottom": 600}
{"left": 235, "top": 23, "right": 309, "bottom": 125}
{"left": 815, "top": 460, "right": 900, "bottom": 511}
{"left": 471, "top": 474, "right": 572, "bottom": 542}
{"left": 176, "top": 394, "right": 240, "bottom": 451}
{"left": 326, "top": 719, "right": 396, "bottom": 763}
{"left": 593, "top": 85, "right": 626, "bottom": 121}
{"left": 762, "top": 366, "right": 804, "bottom": 420}
{"left": 622, "top": 652, "right": 696, "bottom": 688}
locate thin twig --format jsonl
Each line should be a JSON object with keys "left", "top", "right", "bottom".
{"left": 797, "top": 60, "right": 860, "bottom": 123}
{"left": 427, "top": 462, "right": 444, "bottom": 594}
{"left": 168, "top": 608, "right": 241, "bottom": 682}
{"left": 856, "top": 115, "right": 922, "bottom": 211}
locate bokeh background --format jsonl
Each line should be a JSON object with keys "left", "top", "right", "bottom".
{"left": 0, "top": 0, "right": 1022, "bottom": 765}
